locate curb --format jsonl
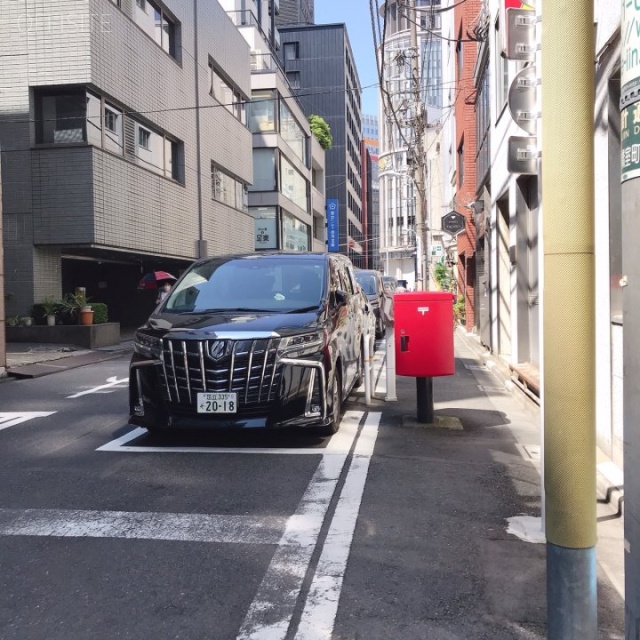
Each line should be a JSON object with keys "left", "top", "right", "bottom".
{"left": 6, "top": 348, "right": 131, "bottom": 379}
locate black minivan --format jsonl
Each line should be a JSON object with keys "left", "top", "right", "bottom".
{"left": 129, "top": 252, "right": 367, "bottom": 435}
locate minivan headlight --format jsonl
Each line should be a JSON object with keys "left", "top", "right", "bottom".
{"left": 278, "top": 331, "right": 326, "bottom": 358}
{"left": 133, "top": 331, "right": 163, "bottom": 358}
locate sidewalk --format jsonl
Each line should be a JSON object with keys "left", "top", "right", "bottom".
{"left": 346, "top": 329, "right": 625, "bottom": 637}
{"left": 2, "top": 336, "right": 133, "bottom": 379}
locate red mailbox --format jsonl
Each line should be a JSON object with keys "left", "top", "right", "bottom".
{"left": 394, "top": 291, "right": 455, "bottom": 377}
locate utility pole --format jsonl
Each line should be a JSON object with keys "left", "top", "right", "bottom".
{"left": 541, "top": 1, "right": 597, "bottom": 638}
{"left": 408, "top": 0, "right": 428, "bottom": 292}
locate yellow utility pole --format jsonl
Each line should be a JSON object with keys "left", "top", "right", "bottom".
{"left": 541, "top": 1, "right": 597, "bottom": 637}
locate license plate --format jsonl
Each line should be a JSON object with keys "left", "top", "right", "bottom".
{"left": 197, "top": 392, "right": 237, "bottom": 414}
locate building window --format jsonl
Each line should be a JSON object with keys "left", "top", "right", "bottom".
{"left": 279, "top": 99, "right": 307, "bottom": 165}
{"left": 104, "top": 104, "right": 123, "bottom": 154}
{"left": 212, "top": 162, "right": 248, "bottom": 211}
{"left": 252, "top": 207, "right": 278, "bottom": 250}
{"left": 134, "top": 121, "right": 183, "bottom": 182}
{"left": 457, "top": 140, "right": 465, "bottom": 186}
{"left": 104, "top": 108, "right": 118, "bottom": 133}
{"left": 286, "top": 71, "right": 301, "bottom": 90}
{"left": 280, "top": 154, "right": 309, "bottom": 212}
{"left": 138, "top": 127, "right": 151, "bottom": 149}
{"left": 36, "top": 91, "right": 85, "bottom": 144}
{"left": 134, "top": 0, "right": 178, "bottom": 59}
{"left": 283, "top": 42, "right": 298, "bottom": 61}
{"left": 250, "top": 148, "right": 276, "bottom": 191}
{"left": 249, "top": 90, "right": 276, "bottom": 133}
{"left": 209, "top": 61, "right": 246, "bottom": 124}
{"left": 282, "top": 210, "right": 310, "bottom": 252}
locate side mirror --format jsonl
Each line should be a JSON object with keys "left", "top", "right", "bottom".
{"left": 333, "top": 289, "right": 348, "bottom": 306}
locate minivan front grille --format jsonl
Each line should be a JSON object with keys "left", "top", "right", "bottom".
{"left": 160, "top": 337, "right": 282, "bottom": 408}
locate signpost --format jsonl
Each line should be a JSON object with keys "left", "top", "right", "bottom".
{"left": 441, "top": 211, "right": 465, "bottom": 236}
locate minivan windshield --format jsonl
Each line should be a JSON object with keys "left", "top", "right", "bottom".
{"left": 164, "top": 256, "right": 327, "bottom": 313}
{"left": 355, "top": 273, "right": 377, "bottom": 296}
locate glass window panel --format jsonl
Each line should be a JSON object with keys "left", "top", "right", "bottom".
{"left": 280, "top": 154, "right": 309, "bottom": 211}
{"left": 85, "top": 91, "right": 102, "bottom": 146}
{"left": 279, "top": 100, "right": 307, "bottom": 164}
{"left": 250, "top": 148, "right": 276, "bottom": 191}
{"left": 39, "top": 92, "right": 86, "bottom": 144}
{"left": 252, "top": 207, "right": 278, "bottom": 250}
{"left": 282, "top": 210, "right": 309, "bottom": 252}
{"left": 249, "top": 90, "right": 276, "bottom": 133}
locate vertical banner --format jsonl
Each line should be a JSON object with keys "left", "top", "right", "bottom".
{"left": 622, "top": 0, "right": 640, "bottom": 107}
{"left": 621, "top": 0, "right": 640, "bottom": 182}
{"left": 326, "top": 199, "right": 339, "bottom": 252}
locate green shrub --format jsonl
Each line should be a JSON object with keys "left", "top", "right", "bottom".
{"left": 433, "top": 263, "right": 453, "bottom": 292}
{"left": 91, "top": 302, "right": 108, "bottom": 324}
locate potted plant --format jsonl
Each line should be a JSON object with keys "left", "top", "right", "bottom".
{"left": 61, "top": 291, "right": 94, "bottom": 325}
{"left": 41, "top": 296, "right": 59, "bottom": 326}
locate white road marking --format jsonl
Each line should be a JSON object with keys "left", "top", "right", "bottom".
{"left": 236, "top": 411, "right": 377, "bottom": 640}
{"left": 0, "top": 412, "right": 55, "bottom": 431}
{"left": 67, "top": 376, "right": 129, "bottom": 398}
{"left": 97, "top": 411, "right": 361, "bottom": 456}
{"left": 0, "top": 508, "right": 285, "bottom": 544}
{"left": 294, "top": 412, "right": 381, "bottom": 640}
{"left": 236, "top": 449, "right": 351, "bottom": 640}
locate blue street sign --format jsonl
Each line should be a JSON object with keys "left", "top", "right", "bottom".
{"left": 326, "top": 199, "right": 339, "bottom": 252}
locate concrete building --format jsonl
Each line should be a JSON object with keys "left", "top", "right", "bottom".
{"left": 276, "top": 0, "right": 314, "bottom": 27}
{"left": 221, "top": 0, "right": 326, "bottom": 252}
{"left": 377, "top": 0, "right": 444, "bottom": 289}
{"left": 0, "top": 0, "right": 253, "bottom": 328}
{"left": 278, "top": 23, "right": 364, "bottom": 266}
{"left": 362, "top": 114, "right": 380, "bottom": 270}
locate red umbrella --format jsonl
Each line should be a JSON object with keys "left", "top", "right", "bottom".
{"left": 137, "top": 270, "right": 177, "bottom": 290}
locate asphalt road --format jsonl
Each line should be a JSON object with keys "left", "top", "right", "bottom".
{"left": 0, "top": 346, "right": 625, "bottom": 640}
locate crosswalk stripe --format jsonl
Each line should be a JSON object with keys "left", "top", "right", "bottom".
{"left": 0, "top": 508, "right": 286, "bottom": 544}
{"left": 0, "top": 412, "right": 55, "bottom": 431}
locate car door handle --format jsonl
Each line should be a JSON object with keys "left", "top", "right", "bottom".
{"left": 400, "top": 336, "right": 409, "bottom": 351}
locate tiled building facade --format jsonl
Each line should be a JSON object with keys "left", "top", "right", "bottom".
{"left": 0, "top": 0, "right": 253, "bottom": 327}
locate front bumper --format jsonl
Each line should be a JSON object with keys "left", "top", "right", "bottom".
{"left": 129, "top": 354, "right": 331, "bottom": 431}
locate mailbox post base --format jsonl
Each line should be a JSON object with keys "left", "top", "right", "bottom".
{"left": 416, "top": 376, "right": 434, "bottom": 424}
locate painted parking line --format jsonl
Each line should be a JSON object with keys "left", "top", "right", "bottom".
{"left": 97, "top": 410, "right": 363, "bottom": 456}
{"left": 0, "top": 412, "right": 55, "bottom": 432}
{"left": 237, "top": 411, "right": 381, "bottom": 640}
{"left": 294, "top": 411, "right": 381, "bottom": 640}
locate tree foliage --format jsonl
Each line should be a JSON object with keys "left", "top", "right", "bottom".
{"left": 308, "top": 114, "right": 333, "bottom": 150}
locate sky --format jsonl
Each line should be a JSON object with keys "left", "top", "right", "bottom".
{"left": 314, "top": 0, "right": 380, "bottom": 116}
